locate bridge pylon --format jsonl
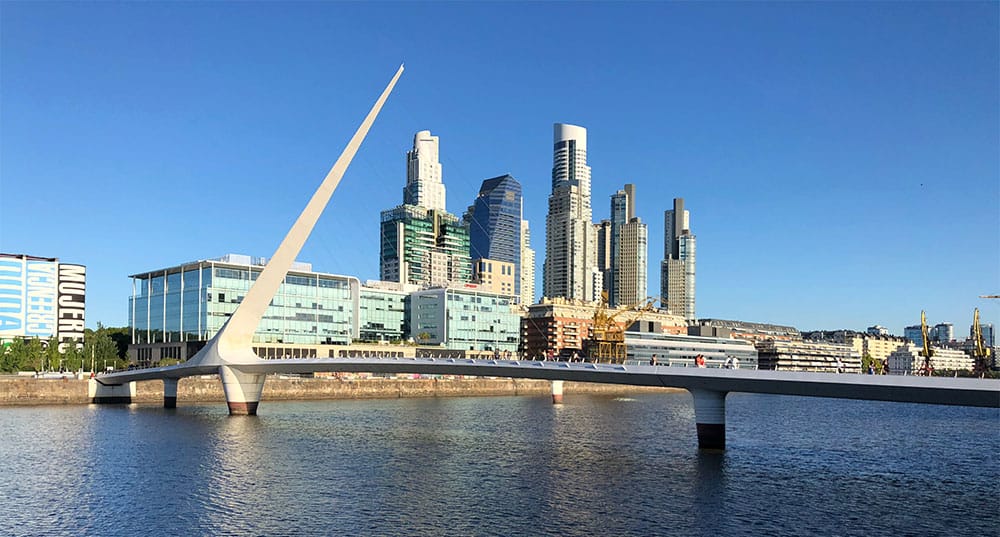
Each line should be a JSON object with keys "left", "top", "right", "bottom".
{"left": 163, "top": 378, "right": 178, "bottom": 408}
{"left": 690, "top": 389, "right": 727, "bottom": 450}
{"left": 220, "top": 366, "right": 266, "bottom": 415}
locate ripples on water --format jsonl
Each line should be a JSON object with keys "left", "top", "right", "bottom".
{"left": 0, "top": 393, "right": 996, "bottom": 536}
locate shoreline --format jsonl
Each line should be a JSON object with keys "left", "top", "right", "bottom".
{"left": 0, "top": 376, "right": 681, "bottom": 406}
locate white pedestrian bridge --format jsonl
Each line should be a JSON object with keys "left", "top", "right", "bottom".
{"left": 92, "top": 357, "right": 1000, "bottom": 450}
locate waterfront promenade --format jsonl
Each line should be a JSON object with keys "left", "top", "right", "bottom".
{"left": 0, "top": 375, "right": 671, "bottom": 406}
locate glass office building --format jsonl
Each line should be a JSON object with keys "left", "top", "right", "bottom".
{"left": 410, "top": 285, "right": 520, "bottom": 353}
{"left": 358, "top": 281, "right": 414, "bottom": 343}
{"left": 466, "top": 174, "right": 523, "bottom": 297}
{"left": 129, "top": 254, "right": 360, "bottom": 347}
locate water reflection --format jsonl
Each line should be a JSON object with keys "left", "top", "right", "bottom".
{"left": 1, "top": 394, "right": 996, "bottom": 537}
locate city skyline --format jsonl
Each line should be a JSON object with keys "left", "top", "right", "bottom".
{"left": 1, "top": 2, "right": 996, "bottom": 335}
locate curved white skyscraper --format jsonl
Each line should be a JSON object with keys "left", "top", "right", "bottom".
{"left": 543, "top": 123, "right": 600, "bottom": 302}
{"left": 403, "top": 130, "right": 446, "bottom": 211}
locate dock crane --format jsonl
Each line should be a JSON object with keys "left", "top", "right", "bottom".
{"left": 918, "top": 310, "right": 934, "bottom": 376}
{"left": 586, "top": 293, "right": 657, "bottom": 364}
{"left": 971, "top": 308, "right": 993, "bottom": 376}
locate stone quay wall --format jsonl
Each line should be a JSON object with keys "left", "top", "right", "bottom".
{"left": 0, "top": 376, "right": 677, "bottom": 406}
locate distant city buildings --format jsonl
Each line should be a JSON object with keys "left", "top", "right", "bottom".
{"left": 116, "top": 124, "right": 993, "bottom": 371}
{"left": 931, "top": 322, "right": 954, "bottom": 344}
{"left": 466, "top": 174, "right": 523, "bottom": 298}
{"left": 866, "top": 325, "right": 889, "bottom": 336}
{"left": 661, "top": 198, "right": 696, "bottom": 319}
{"left": 380, "top": 131, "right": 471, "bottom": 288}
{"left": 543, "top": 123, "right": 600, "bottom": 302}
{"left": 904, "top": 324, "right": 923, "bottom": 347}
{"left": 972, "top": 322, "right": 994, "bottom": 347}
{"left": 0, "top": 253, "right": 86, "bottom": 352}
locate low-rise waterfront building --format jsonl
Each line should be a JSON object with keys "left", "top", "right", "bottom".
{"left": 520, "top": 297, "right": 686, "bottom": 359}
{"left": 0, "top": 253, "right": 87, "bottom": 352}
{"left": 689, "top": 319, "right": 801, "bottom": 342}
{"left": 806, "top": 330, "right": 909, "bottom": 363}
{"left": 625, "top": 330, "right": 758, "bottom": 369}
{"left": 886, "top": 344, "right": 974, "bottom": 375}
{"left": 409, "top": 284, "right": 520, "bottom": 353}
{"left": 755, "top": 340, "right": 860, "bottom": 373}
{"left": 128, "top": 256, "right": 518, "bottom": 365}
{"left": 359, "top": 280, "right": 418, "bottom": 343}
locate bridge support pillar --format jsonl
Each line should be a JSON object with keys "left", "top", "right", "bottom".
{"left": 220, "top": 366, "right": 266, "bottom": 415}
{"left": 89, "top": 378, "right": 136, "bottom": 404}
{"left": 551, "top": 380, "right": 564, "bottom": 404}
{"left": 690, "top": 389, "right": 727, "bottom": 450}
{"left": 163, "top": 378, "right": 178, "bottom": 408}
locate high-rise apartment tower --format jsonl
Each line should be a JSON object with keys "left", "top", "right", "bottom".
{"left": 543, "top": 123, "right": 600, "bottom": 302}
{"left": 520, "top": 219, "right": 536, "bottom": 306}
{"left": 660, "top": 198, "right": 695, "bottom": 319}
{"left": 608, "top": 184, "right": 647, "bottom": 307}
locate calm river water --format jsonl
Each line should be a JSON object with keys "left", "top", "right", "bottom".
{"left": 1, "top": 392, "right": 997, "bottom": 536}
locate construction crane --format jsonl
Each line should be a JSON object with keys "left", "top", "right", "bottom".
{"left": 586, "top": 293, "right": 656, "bottom": 364}
{"left": 918, "top": 310, "right": 934, "bottom": 376}
{"left": 971, "top": 308, "right": 993, "bottom": 376}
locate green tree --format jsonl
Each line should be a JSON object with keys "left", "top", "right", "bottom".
{"left": 84, "top": 328, "right": 120, "bottom": 371}
{"left": 25, "top": 338, "right": 44, "bottom": 371}
{"left": 43, "top": 337, "right": 62, "bottom": 372}
{"left": 63, "top": 343, "right": 85, "bottom": 372}
{"left": 1, "top": 339, "right": 26, "bottom": 372}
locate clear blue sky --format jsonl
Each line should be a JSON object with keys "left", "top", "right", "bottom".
{"left": 2, "top": 2, "right": 997, "bottom": 336}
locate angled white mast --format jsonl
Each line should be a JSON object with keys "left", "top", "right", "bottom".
{"left": 219, "top": 65, "right": 404, "bottom": 353}
{"left": 185, "top": 65, "right": 403, "bottom": 366}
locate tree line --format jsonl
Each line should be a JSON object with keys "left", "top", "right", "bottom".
{"left": 0, "top": 324, "right": 131, "bottom": 374}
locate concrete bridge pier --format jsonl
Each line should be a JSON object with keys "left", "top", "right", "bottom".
{"left": 89, "top": 378, "right": 136, "bottom": 404}
{"left": 690, "top": 389, "right": 727, "bottom": 450}
{"left": 551, "top": 380, "right": 564, "bottom": 404}
{"left": 220, "top": 365, "right": 266, "bottom": 415}
{"left": 163, "top": 378, "right": 178, "bottom": 408}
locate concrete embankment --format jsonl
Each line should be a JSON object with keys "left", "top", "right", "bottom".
{"left": 0, "top": 376, "right": 678, "bottom": 406}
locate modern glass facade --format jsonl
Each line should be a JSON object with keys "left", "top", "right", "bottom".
{"left": 380, "top": 205, "right": 472, "bottom": 287}
{"left": 129, "top": 254, "right": 359, "bottom": 346}
{"left": 410, "top": 286, "right": 520, "bottom": 352}
{"left": 359, "top": 284, "right": 410, "bottom": 343}
{"left": 467, "top": 174, "right": 522, "bottom": 297}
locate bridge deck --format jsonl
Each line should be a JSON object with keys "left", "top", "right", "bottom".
{"left": 97, "top": 358, "right": 1000, "bottom": 408}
